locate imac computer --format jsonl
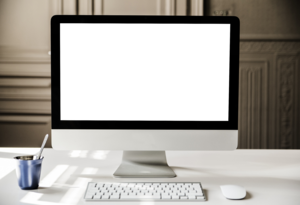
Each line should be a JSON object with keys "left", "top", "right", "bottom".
{"left": 51, "top": 16, "right": 240, "bottom": 178}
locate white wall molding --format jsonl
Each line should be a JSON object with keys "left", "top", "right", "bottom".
{"left": 0, "top": 63, "right": 50, "bottom": 77}
{"left": 0, "top": 101, "right": 51, "bottom": 114}
{"left": 276, "top": 54, "right": 300, "bottom": 149}
{"left": 241, "top": 34, "right": 300, "bottom": 41}
{"left": 0, "top": 115, "right": 51, "bottom": 124}
{"left": 156, "top": 0, "right": 175, "bottom": 15}
{"left": 164, "top": 0, "right": 176, "bottom": 15}
{"left": 0, "top": 48, "right": 50, "bottom": 63}
{"left": 0, "top": 115, "right": 52, "bottom": 147}
{"left": 0, "top": 78, "right": 51, "bottom": 88}
{"left": 94, "top": 0, "right": 104, "bottom": 15}
{"left": 50, "top": 0, "right": 62, "bottom": 16}
{"left": 79, "top": 0, "right": 93, "bottom": 15}
{"left": 191, "top": 0, "right": 203, "bottom": 16}
{"left": 240, "top": 41, "right": 300, "bottom": 53}
{"left": 0, "top": 88, "right": 50, "bottom": 100}
{"left": 0, "top": 0, "right": 62, "bottom": 63}
{"left": 239, "top": 42, "right": 300, "bottom": 149}
{"left": 62, "top": 0, "right": 77, "bottom": 15}
{"left": 239, "top": 59, "right": 269, "bottom": 149}
{"left": 85, "top": 0, "right": 181, "bottom": 16}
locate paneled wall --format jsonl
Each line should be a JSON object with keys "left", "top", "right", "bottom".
{"left": 1, "top": 0, "right": 299, "bottom": 149}
{"left": 239, "top": 42, "right": 300, "bottom": 149}
{"left": 0, "top": 0, "right": 58, "bottom": 147}
{"left": 205, "top": 0, "right": 300, "bottom": 149}
{"left": 0, "top": 0, "right": 202, "bottom": 148}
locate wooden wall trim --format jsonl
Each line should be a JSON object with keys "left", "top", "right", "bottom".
{"left": 79, "top": 0, "right": 93, "bottom": 15}
{"left": 0, "top": 115, "right": 50, "bottom": 124}
{"left": 276, "top": 54, "right": 300, "bottom": 149}
{"left": 240, "top": 41, "right": 300, "bottom": 53}
{"left": 241, "top": 34, "right": 300, "bottom": 41}
{"left": 0, "top": 63, "right": 50, "bottom": 77}
{"left": 94, "top": 0, "right": 104, "bottom": 15}
{"left": 239, "top": 59, "right": 269, "bottom": 149}
{"left": 239, "top": 41, "right": 300, "bottom": 149}
{"left": 191, "top": 0, "right": 203, "bottom": 15}
{"left": 0, "top": 78, "right": 51, "bottom": 87}
{"left": 88, "top": 0, "right": 177, "bottom": 16}
{"left": 0, "top": 101, "right": 51, "bottom": 114}
{"left": 0, "top": 48, "right": 50, "bottom": 63}
{"left": 0, "top": 88, "right": 50, "bottom": 100}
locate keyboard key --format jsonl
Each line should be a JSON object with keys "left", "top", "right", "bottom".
{"left": 197, "top": 196, "right": 205, "bottom": 200}
{"left": 187, "top": 195, "right": 196, "bottom": 199}
{"left": 85, "top": 194, "right": 93, "bottom": 199}
{"left": 120, "top": 195, "right": 160, "bottom": 200}
{"left": 189, "top": 191, "right": 203, "bottom": 195}
{"left": 88, "top": 183, "right": 96, "bottom": 187}
{"left": 136, "top": 195, "right": 160, "bottom": 199}
{"left": 162, "top": 195, "right": 171, "bottom": 199}
{"left": 110, "top": 195, "right": 120, "bottom": 200}
{"left": 101, "top": 195, "right": 109, "bottom": 199}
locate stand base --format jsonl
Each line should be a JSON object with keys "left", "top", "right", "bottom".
{"left": 113, "top": 151, "right": 176, "bottom": 178}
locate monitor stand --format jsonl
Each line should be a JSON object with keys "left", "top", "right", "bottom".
{"left": 113, "top": 151, "right": 176, "bottom": 178}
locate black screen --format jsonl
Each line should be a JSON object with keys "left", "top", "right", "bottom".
{"left": 52, "top": 16, "right": 238, "bottom": 129}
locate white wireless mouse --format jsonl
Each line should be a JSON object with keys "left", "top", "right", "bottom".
{"left": 220, "top": 185, "right": 246, "bottom": 200}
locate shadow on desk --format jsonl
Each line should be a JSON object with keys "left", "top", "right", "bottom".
{"left": 203, "top": 189, "right": 208, "bottom": 201}
{"left": 30, "top": 186, "right": 69, "bottom": 194}
{"left": 72, "top": 174, "right": 113, "bottom": 179}
{"left": 227, "top": 192, "right": 252, "bottom": 200}
{"left": 245, "top": 192, "right": 252, "bottom": 200}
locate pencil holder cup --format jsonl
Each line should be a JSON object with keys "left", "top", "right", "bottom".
{"left": 14, "top": 155, "right": 44, "bottom": 190}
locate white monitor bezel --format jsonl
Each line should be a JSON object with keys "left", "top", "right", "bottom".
{"left": 52, "top": 129, "right": 238, "bottom": 150}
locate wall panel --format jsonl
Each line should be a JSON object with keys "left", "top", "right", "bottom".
{"left": 0, "top": 116, "right": 51, "bottom": 147}
{"left": 0, "top": 0, "right": 200, "bottom": 147}
{"left": 0, "top": 0, "right": 60, "bottom": 147}
{"left": 1, "top": 0, "right": 299, "bottom": 149}
{"left": 239, "top": 42, "right": 300, "bottom": 149}
{"left": 239, "top": 59, "right": 268, "bottom": 149}
{"left": 276, "top": 54, "right": 300, "bottom": 149}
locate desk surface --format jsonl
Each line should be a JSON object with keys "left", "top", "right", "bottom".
{"left": 0, "top": 148, "right": 299, "bottom": 205}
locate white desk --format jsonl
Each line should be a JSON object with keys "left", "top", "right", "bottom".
{"left": 0, "top": 148, "right": 299, "bottom": 205}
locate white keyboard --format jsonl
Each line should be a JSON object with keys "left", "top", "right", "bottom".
{"left": 84, "top": 182, "right": 206, "bottom": 201}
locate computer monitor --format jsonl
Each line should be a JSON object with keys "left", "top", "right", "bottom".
{"left": 51, "top": 15, "right": 239, "bottom": 178}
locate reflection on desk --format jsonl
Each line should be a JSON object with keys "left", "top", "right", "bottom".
{"left": 0, "top": 148, "right": 299, "bottom": 205}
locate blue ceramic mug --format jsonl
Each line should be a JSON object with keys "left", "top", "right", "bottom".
{"left": 14, "top": 155, "right": 44, "bottom": 190}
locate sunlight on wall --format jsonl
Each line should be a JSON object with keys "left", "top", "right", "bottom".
{"left": 59, "top": 167, "right": 98, "bottom": 204}
{"left": 91, "top": 150, "right": 110, "bottom": 160}
{"left": 0, "top": 157, "right": 15, "bottom": 180}
{"left": 39, "top": 165, "right": 69, "bottom": 187}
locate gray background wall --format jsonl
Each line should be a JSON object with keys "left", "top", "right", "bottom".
{"left": 0, "top": 0, "right": 299, "bottom": 149}
{"left": 204, "top": 0, "right": 300, "bottom": 149}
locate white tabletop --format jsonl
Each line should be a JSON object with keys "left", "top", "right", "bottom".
{"left": 0, "top": 148, "right": 299, "bottom": 205}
